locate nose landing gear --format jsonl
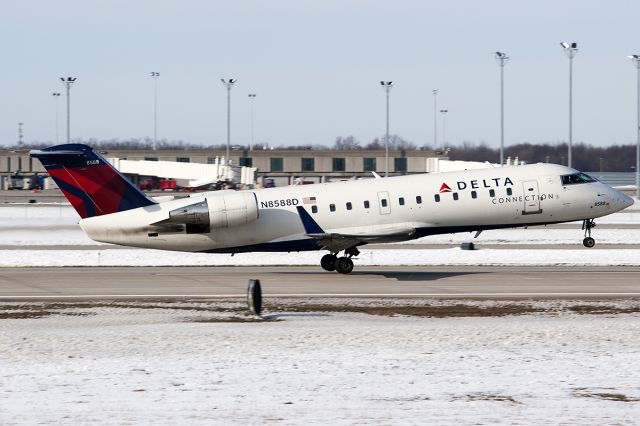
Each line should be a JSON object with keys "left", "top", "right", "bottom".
{"left": 320, "top": 247, "right": 359, "bottom": 274}
{"left": 582, "top": 219, "right": 596, "bottom": 248}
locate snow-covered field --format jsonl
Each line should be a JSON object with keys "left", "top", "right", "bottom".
{"left": 2, "top": 246, "right": 640, "bottom": 267}
{"left": 3, "top": 226, "right": 640, "bottom": 247}
{"left": 1, "top": 299, "right": 639, "bottom": 425}
{"left": 1, "top": 205, "right": 640, "bottom": 247}
{"left": 2, "top": 204, "right": 640, "bottom": 266}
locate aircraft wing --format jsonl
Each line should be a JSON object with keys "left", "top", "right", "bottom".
{"left": 296, "top": 206, "right": 415, "bottom": 252}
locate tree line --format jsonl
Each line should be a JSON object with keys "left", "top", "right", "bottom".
{"left": 5, "top": 136, "right": 637, "bottom": 172}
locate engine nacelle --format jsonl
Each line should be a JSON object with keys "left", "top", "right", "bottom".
{"left": 167, "top": 201, "right": 209, "bottom": 225}
{"left": 164, "top": 191, "right": 258, "bottom": 233}
{"left": 207, "top": 191, "right": 259, "bottom": 229}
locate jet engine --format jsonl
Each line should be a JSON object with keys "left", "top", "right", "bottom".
{"left": 162, "top": 191, "right": 258, "bottom": 233}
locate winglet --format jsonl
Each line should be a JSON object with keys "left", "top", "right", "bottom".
{"left": 296, "top": 206, "right": 325, "bottom": 234}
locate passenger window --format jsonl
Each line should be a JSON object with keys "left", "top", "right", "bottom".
{"left": 416, "top": 196, "right": 422, "bottom": 204}
{"left": 489, "top": 189, "right": 495, "bottom": 197}
{"left": 506, "top": 188, "right": 512, "bottom": 196}
{"left": 329, "top": 204, "right": 336, "bottom": 212}
{"left": 311, "top": 205, "right": 318, "bottom": 214}
{"left": 434, "top": 194, "right": 440, "bottom": 202}
{"left": 346, "top": 202, "right": 352, "bottom": 210}
{"left": 453, "top": 193, "right": 459, "bottom": 201}
{"left": 399, "top": 197, "right": 405, "bottom": 206}
{"left": 471, "top": 191, "right": 477, "bottom": 199}
{"left": 364, "top": 200, "right": 370, "bottom": 209}
{"left": 381, "top": 199, "right": 388, "bottom": 207}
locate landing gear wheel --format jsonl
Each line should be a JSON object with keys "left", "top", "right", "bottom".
{"left": 335, "top": 257, "right": 354, "bottom": 274}
{"left": 320, "top": 254, "right": 337, "bottom": 271}
{"left": 582, "top": 219, "right": 596, "bottom": 248}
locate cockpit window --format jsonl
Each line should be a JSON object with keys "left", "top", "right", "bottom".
{"left": 561, "top": 173, "right": 597, "bottom": 186}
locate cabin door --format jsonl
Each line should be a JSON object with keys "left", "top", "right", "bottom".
{"left": 522, "top": 180, "right": 542, "bottom": 215}
{"left": 377, "top": 191, "right": 391, "bottom": 215}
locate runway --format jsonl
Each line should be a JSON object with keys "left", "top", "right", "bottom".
{"left": 1, "top": 265, "right": 640, "bottom": 299}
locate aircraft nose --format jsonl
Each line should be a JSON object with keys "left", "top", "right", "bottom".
{"left": 610, "top": 187, "right": 635, "bottom": 210}
{"left": 622, "top": 193, "right": 635, "bottom": 208}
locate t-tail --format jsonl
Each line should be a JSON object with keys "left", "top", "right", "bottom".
{"left": 30, "top": 144, "right": 155, "bottom": 219}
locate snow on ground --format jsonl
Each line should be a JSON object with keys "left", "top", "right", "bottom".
{"left": 402, "top": 227, "right": 640, "bottom": 245}
{"left": 0, "top": 229, "right": 100, "bottom": 246}
{"left": 1, "top": 300, "right": 639, "bottom": 425}
{"left": 1, "top": 205, "right": 639, "bottom": 247}
{"left": 1, "top": 204, "right": 639, "bottom": 227}
{"left": 0, "top": 205, "right": 79, "bottom": 227}
{"left": 1, "top": 247, "right": 640, "bottom": 267}
{"left": 3, "top": 227, "right": 640, "bottom": 247}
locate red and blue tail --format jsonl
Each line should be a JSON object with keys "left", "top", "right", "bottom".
{"left": 30, "top": 144, "right": 155, "bottom": 219}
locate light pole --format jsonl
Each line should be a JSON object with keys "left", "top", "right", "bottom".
{"left": 150, "top": 72, "right": 160, "bottom": 151}
{"left": 629, "top": 54, "right": 640, "bottom": 199}
{"left": 433, "top": 89, "right": 439, "bottom": 149}
{"left": 60, "top": 77, "right": 77, "bottom": 144}
{"left": 248, "top": 93, "right": 256, "bottom": 151}
{"left": 221, "top": 78, "right": 237, "bottom": 164}
{"left": 494, "top": 52, "right": 509, "bottom": 165}
{"left": 440, "top": 109, "right": 448, "bottom": 149}
{"left": 52, "top": 92, "right": 61, "bottom": 144}
{"left": 560, "top": 42, "right": 578, "bottom": 168}
{"left": 380, "top": 81, "right": 393, "bottom": 177}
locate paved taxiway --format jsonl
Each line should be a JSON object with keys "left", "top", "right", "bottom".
{"left": 1, "top": 266, "right": 640, "bottom": 299}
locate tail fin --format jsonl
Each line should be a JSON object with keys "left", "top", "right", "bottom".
{"left": 30, "top": 144, "right": 155, "bottom": 218}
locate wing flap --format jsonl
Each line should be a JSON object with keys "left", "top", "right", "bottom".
{"left": 295, "top": 205, "right": 416, "bottom": 252}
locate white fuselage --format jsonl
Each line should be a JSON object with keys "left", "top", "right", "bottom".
{"left": 79, "top": 163, "right": 634, "bottom": 253}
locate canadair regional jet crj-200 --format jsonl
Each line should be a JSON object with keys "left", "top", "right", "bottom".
{"left": 31, "top": 144, "right": 634, "bottom": 274}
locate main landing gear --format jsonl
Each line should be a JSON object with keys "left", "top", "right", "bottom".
{"left": 582, "top": 219, "right": 596, "bottom": 248}
{"left": 320, "top": 247, "right": 360, "bottom": 274}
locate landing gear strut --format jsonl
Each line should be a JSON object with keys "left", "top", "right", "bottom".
{"left": 582, "top": 219, "right": 596, "bottom": 248}
{"left": 320, "top": 247, "right": 360, "bottom": 274}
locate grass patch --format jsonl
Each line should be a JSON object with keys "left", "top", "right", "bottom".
{"left": 0, "top": 310, "right": 92, "bottom": 320}
{"left": 0, "top": 301, "right": 245, "bottom": 320}
{"left": 271, "top": 303, "right": 545, "bottom": 318}
{"left": 455, "top": 393, "right": 520, "bottom": 404}
{"left": 573, "top": 388, "right": 640, "bottom": 402}
{"left": 567, "top": 305, "right": 640, "bottom": 315}
{"left": 183, "top": 316, "right": 276, "bottom": 323}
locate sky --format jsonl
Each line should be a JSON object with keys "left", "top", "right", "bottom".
{"left": 1, "top": 0, "right": 639, "bottom": 149}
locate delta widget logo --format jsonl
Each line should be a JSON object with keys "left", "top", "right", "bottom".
{"left": 439, "top": 183, "right": 452, "bottom": 193}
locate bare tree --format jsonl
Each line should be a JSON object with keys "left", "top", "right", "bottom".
{"left": 333, "top": 135, "right": 361, "bottom": 150}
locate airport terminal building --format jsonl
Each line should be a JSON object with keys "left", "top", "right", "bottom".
{"left": 0, "top": 147, "right": 442, "bottom": 189}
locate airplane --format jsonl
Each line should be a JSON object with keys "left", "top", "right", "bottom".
{"left": 30, "top": 144, "right": 635, "bottom": 274}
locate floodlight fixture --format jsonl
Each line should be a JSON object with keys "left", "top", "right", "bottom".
{"left": 494, "top": 51, "right": 509, "bottom": 164}
{"left": 380, "top": 81, "right": 394, "bottom": 177}
{"left": 629, "top": 54, "right": 640, "bottom": 199}
{"left": 248, "top": 93, "right": 257, "bottom": 151}
{"left": 52, "top": 93, "right": 61, "bottom": 144}
{"left": 433, "top": 89, "right": 439, "bottom": 149}
{"left": 221, "top": 78, "right": 238, "bottom": 163}
{"left": 150, "top": 72, "right": 160, "bottom": 150}
{"left": 560, "top": 41, "right": 578, "bottom": 167}
{"left": 60, "top": 77, "right": 77, "bottom": 144}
